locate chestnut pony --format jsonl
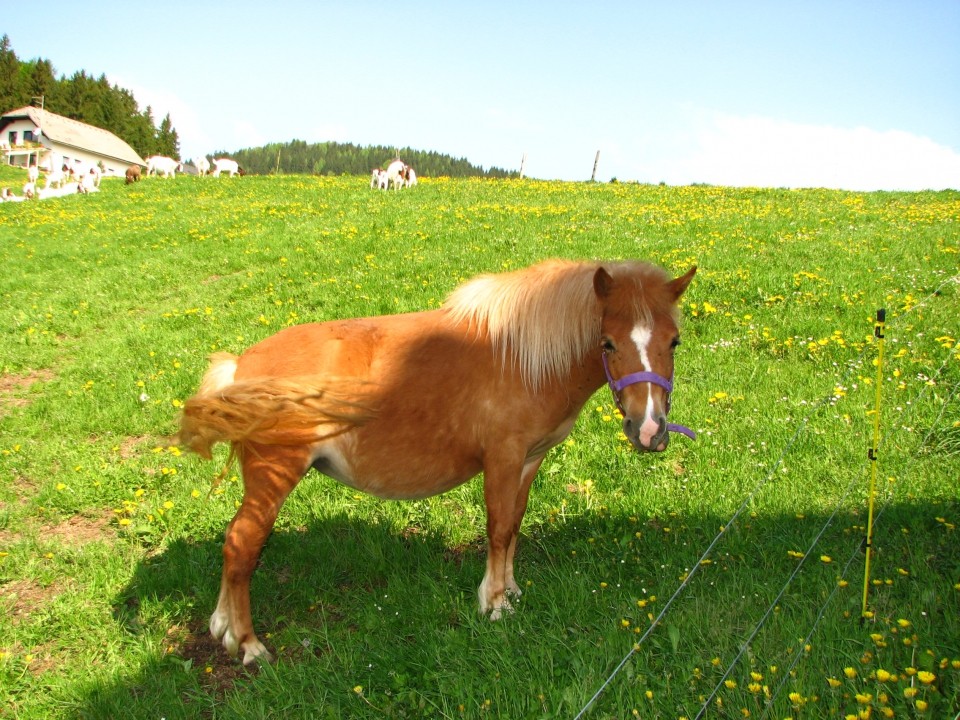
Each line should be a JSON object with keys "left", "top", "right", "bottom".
{"left": 179, "top": 259, "right": 696, "bottom": 664}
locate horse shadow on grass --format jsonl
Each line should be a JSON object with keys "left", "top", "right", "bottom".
{"left": 84, "top": 511, "right": 488, "bottom": 719}
{"left": 73, "top": 498, "right": 959, "bottom": 719}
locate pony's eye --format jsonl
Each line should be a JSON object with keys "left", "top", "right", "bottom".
{"left": 601, "top": 337, "right": 616, "bottom": 352}
{"left": 671, "top": 336, "right": 681, "bottom": 350}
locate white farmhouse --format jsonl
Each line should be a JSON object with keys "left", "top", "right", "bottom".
{"left": 1, "top": 106, "right": 146, "bottom": 178}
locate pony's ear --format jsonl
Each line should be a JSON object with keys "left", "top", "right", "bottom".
{"left": 668, "top": 266, "right": 697, "bottom": 301}
{"left": 593, "top": 267, "right": 615, "bottom": 298}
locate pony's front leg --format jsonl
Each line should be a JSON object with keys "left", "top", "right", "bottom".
{"left": 502, "top": 456, "right": 545, "bottom": 600}
{"left": 209, "top": 443, "right": 309, "bottom": 664}
{"left": 478, "top": 453, "right": 540, "bottom": 620}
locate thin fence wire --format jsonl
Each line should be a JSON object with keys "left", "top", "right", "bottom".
{"left": 574, "top": 273, "right": 958, "bottom": 719}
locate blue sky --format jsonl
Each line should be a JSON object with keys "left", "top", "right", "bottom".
{"left": 5, "top": 1, "right": 959, "bottom": 189}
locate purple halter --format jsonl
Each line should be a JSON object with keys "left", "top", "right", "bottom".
{"left": 601, "top": 352, "right": 697, "bottom": 441}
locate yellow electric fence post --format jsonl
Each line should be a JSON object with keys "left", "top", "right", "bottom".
{"left": 861, "top": 308, "right": 886, "bottom": 620}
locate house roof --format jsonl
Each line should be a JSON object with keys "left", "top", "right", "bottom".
{"left": 0, "top": 106, "right": 145, "bottom": 166}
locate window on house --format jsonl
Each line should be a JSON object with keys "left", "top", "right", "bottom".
{"left": 8, "top": 131, "right": 17, "bottom": 146}
{"left": 24, "top": 130, "right": 35, "bottom": 143}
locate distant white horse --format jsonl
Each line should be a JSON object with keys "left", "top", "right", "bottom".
{"left": 385, "top": 159, "right": 406, "bottom": 190}
{"left": 146, "top": 155, "right": 182, "bottom": 178}
{"left": 196, "top": 157, "right": 211, "bottom": 176}
{"left": 68, "top": 161, "right": 101, "bottom": 188}
{"left": 44, "top": 166, "right": 66, "bottom": 189}
{"left": 404, "top": 166, "right": 418, "bottom": 188}
{"left": 212, "top": 158, "right": 242, "bottom": 177}
{"left": 370, "top": 168, "right": 383, "bottom": 189}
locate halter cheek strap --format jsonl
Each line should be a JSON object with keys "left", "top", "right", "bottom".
{"left": 602, "top": 352, "right": 697, "bottom": 441}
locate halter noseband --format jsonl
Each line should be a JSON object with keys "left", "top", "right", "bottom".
{"left": 601, "top": 352, "right": 697, "bottom": 441}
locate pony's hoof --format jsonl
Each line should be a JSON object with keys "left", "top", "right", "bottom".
{"left": 241, "top": 639, "right": 274, "bottom": 666}
{"left": 210, "top": 611, "right": 240, "bottom": 656}
{"left": 489, "top": 598, "right": 514, "bottom": 621}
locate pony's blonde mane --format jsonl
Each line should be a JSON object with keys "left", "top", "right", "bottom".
{"left": 444, "top": 259, "right": 667, "bottom": 389}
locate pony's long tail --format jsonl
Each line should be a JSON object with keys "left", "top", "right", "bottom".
{"left": 177, "top": 352, "right": 373, "bottom": 459}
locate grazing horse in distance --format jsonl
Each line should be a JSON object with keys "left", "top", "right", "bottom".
{"left": 212, "top": 158, "right": 243, "bottom": 177}
{"left": 385, "top": 159, "right": 406, "bottom": 189}
{"left": 179, "top": 259, "right": 697, "bottom": 664}
{"left": 146, "top": 155, "right": 182, "bottom": 178}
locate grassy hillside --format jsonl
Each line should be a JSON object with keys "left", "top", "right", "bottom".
{"left": 0, "top": 170, "right": 958, "bottom": 719}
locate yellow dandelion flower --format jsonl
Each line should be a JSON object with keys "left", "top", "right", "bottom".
{"left": 916, "top": 671, "right": 935, "bottom": 684}
{"left": 875, "top": 668, "right": 892, "bottom": 682}
{"left": 724, "top": 679, "right": 737, "bottom": 689}
{"left": 844, "top": 667, "right": 858, "bottom": 679}
{"left": 915, "top": 699, "right": 928, "bottom": 712}
{"left": 827, "top": 677, "right": 842, "bottom": 688}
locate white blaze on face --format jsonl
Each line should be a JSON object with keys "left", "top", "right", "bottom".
{"left": 630, "top": 324, "right": 663, "bottom": 447}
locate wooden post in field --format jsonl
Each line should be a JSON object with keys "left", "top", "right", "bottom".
{"left": 591, "top": 150, "right": 600, "bottom": 182}
{"left": 519, "top": 153, "right": 527, "bottom": 179}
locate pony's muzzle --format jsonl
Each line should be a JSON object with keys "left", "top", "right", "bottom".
{"left": 623, "top": 415, "right": 669, "bottom": 452}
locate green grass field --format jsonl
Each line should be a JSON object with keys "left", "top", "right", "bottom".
{"left": 0, "top": 167, "right": 957, "bottom": 719}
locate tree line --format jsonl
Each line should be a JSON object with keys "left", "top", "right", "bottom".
{"left": 0, "top": 35, "right": 180, "bottom": 160}
{"left": 214, "top": 139, "right": 519, "bottom": 178}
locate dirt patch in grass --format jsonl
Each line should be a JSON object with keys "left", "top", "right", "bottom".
{"left": 0, "top": 512, "right": 117, "bottom": 553}
{"left": 164, "top": 621, "right": 257, "bottom": 695}
{"left": 43, "top": 512, "right": 116, "bottom": 547}
{"left": 117, "top": 434, "right": 159, "bottom": 460}
{"left": 1, "top": 577, "right": 66, "bottom": 628}
{"left": 0, "top": 369, "right": 55, "bottom": 416}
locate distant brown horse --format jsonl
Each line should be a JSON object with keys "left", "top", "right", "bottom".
{"left": 179, "top": 259, "right": 696, "bottom": 664}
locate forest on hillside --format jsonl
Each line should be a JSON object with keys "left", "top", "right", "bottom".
{"left": 0, "top": 35, "right": 180, "bottom": 160}
{"left": 213, "top": 139, "right": 519, "bottom": 178}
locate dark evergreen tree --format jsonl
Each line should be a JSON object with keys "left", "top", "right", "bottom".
{"left": 23, "top": 59, "right": 56, "bottom": 107}
{"left": 156, "top": 113, "right": 180, "bottom": 159}
{"left": 0, "top": 35, "right": 23, "bottom": 112}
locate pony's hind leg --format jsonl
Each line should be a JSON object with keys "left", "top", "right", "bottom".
{"left": 210, "top": 442, "right": 310, "bottom": 664}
